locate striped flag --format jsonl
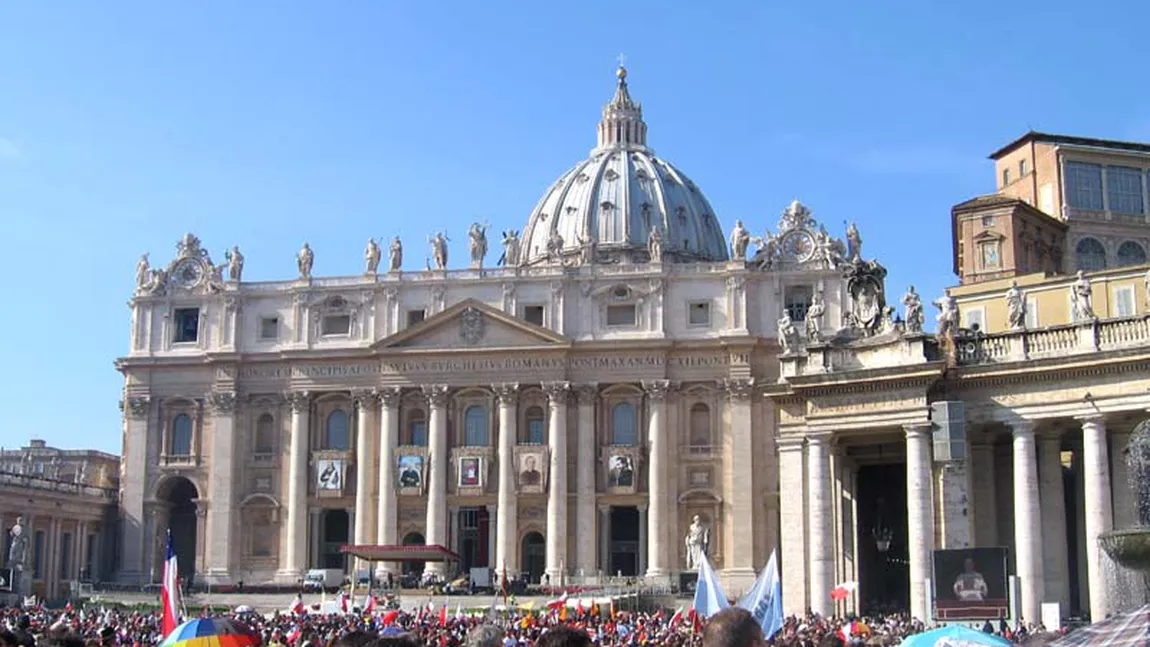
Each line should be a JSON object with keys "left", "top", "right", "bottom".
{"left": 160, "top": 531, "right": 181, "bottom": 637}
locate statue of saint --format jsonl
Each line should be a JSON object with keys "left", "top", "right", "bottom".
{"left": 546, "top": 230, "right": 565, "bottom": 263}
{"left": 815, "top": 227, "right": 840, "bottom": 269}
{"left": 225, "top": 246, "right": 244, "bottom": 281}
{"left": 684, "top": 514, "right": 710, "bottom": 571}
{"left": 648, "top": 225, "right": 663, "bottom": 263}
{"left": 8, "top": 516, "right": 28, "bottom": 570}
{"left": 296, "top": 243, "right": 314, "bottom": 279}
{"left": 1005, "top": 281, "right": 1026, "bottom": 329}
{"left": 364, "top": 239, "right": 381, "bottom": 274}
{"left": 135, "top": 254, "right": 150, "bottom": 290}
{"left": 902, "top": 286, "right": 925, "bottom": 333}
{"left": 499, "top": 230, "right": 521, "bottom": 267}
{"left": 805, "top": 291, "right": 825, "bottom": 341}
{"left": 468, "top": 223, "right": 488, "bottom": 268}
{"left": 429, "top": 232, "right": 449, "bottom": 270}
{"left": 846, "top": 221, "right": 863, "bottom": 261}
{"left": 389, "top": 236, "right": 403, "bottom": 272}
{"left": 1072, "top": 270, "right": 1095, "bottom": 321}
{"left": 934, "top": 294, "right": 959, "bottom": 340}
{"left": 777, "top": 311, "right": 798, "bottom": 354}
{"left": 729, "top": 220, "right": 750, "bottom": 260}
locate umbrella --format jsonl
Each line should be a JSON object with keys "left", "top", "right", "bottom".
{"left": 232, "top": 605, "right": 254, "bottom": 614}
{"left": 158, "top": 618, "right": 261, "bottom": 647}
{"left": 898, "top": 625, "right": 1012, "bottom": 647}
{"left": 1049, "top": 605, "right": 1150, "bottom": 647}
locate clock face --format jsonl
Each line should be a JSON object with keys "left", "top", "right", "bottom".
{"left": 172, "top": 258, "right": 204, "bottom": 287}
{"left": 782, "top": 231, "right": 816, "bottom": 262}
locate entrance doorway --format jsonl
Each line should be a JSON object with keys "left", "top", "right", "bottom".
{"left": 159, "top": 477, "right": 198, "bottom": 581}
{"left": 457, "top": 507, "right": 490, "bottom": 571}
{"left": 521, "top": 532, "right": 545, "bottom": 583}
{"left": 857, "top": 463, "right": 910, "bottom": 614}
{"left": 401, "top": 532, "right": 425, "bottom": 576}
{"left": 321, "top": 510, "right": 349, "bottom": 571}
{"left": 609, "top": 506, "right": 640, "bottom": 577}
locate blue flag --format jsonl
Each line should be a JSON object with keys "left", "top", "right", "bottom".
{"left": 737, "top": 550, "right": 784, "bottom": 639}
{"left": 692, "top": 553, "right": 730, "bottom": 619}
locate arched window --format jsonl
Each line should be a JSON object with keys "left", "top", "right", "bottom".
{"left": 325, "top": 410, "right": 349, "bottom": 450}
{"left": 408, "top": 410, "right": 427, "bottom": 446}
{"left": 464, "top": 405, "right": 489, "bottom": 446}
{"left": 255, "top": 413, "right": 275, "bottom": 454}
{"left": 171, "top": 414, "right": 193, "bottom": 456}
{"left": 1117, "top": 241, "right": 1147, "bottom": 267}
{"left": 689, "top": 403, "right": 711, "bottom": 446}
{"left": 612, "top": 402, "right": 638, "bottom": 446}
{"left": 524, "top": 406, "right": 545, "bottom": 445}
{"left": 1075, "top": 237, "right": 1107, "bottom": 272}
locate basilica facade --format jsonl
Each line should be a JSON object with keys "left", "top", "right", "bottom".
{"left": 115, "top": 66, "right": 865, "bottom": 593}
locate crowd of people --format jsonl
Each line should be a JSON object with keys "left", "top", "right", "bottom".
{"left": 0, "top": 602, "right": 1062, "bottom": 647}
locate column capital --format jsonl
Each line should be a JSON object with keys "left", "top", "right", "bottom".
{"left": 493, "top": 383, "right": 520, "bottom": 406}
{"left": 598, "top": 504, "right": 611, "bottom": 514}
{"left": 777, "top": 436, "right": 806, "bottom": 451}
{"left": 376, "top": 387, "right": 402, "bottom": 409}
{"left": 351, "top": 389, "right": 376, "bottom": 412}
{"left": 807, "top": 430, "right": 834, "bottom": 446}
{"left": 208, "top": 391, "right": 237, "bottom": 415}
{"left": 721, "top": 377, "right": 755, "bottom": 402}
{"left": 574, "top": 384, "right": 599, "bottom": 405}
{"left": 903, "top": 422, "right": 932, "bottom": 439}
{"left": 120, "top": 396, "right": 151, "bottom": 419}
{"left": 1075, "top": 413, "right": 1107, "bottom": 428}
{"left": 285, "top": 391, "right": 311, "bottom": 413}
{"left": 1008, "top": 418, "right": 1037, "bottom": 437}
{"left": 642, "top": 379, "right": 673, "bottom": 401}
{"left": 421, "top": 384, "right": 449, "bottom": 408}
{"left": 542, "top": 381, "right": 570, "bottom": 405}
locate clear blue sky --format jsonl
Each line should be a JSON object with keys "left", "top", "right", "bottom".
{"left": 2, "top": 2, "right": 1148, "bottom": 453}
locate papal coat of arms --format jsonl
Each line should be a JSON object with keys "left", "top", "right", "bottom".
{"left": 460, "top": 307, "right": 485, "bottom": 345}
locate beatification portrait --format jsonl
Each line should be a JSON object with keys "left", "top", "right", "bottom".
{"left": 460, "top": 457, "right": 481, "bottom": 487}
{"left": 519, "top": 454, "right": 542, "bottom": 487}
{"left": 608, "top": 455, "right": 634, "bottom": 488}
{"left": 398, "top": 455, "right": 423, "bottom": 489}
{"left": 316, "top": 459, "right": 344, "bottom": 491}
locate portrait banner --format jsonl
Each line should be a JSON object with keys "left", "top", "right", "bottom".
{"left": 315, "top": 459, "right": 345, "bottom": 492}
{"left": 932, "top": 547, "right": 1010, "bottom": 620}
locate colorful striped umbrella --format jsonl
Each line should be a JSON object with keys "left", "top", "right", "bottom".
{"left": 158, "top": 618, "right": 261, "bottom": 647}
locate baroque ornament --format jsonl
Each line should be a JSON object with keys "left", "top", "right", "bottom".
{"left": 459, "top": 307, "right": 486, "bottom": 345}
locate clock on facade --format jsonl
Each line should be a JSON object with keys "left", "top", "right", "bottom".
{"left": 171, "top": 258, "right": 205, "bottom": 287}
{"left": 781, "top": 230, "right": 816, "bottom": 263}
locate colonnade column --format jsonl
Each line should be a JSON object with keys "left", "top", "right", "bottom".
{"left": 905, "top": 422, "right": 934, "bottom": 623}
{"left": 643, "top": 380, "right": 670, "bottom": 579}
{"left": 1080, "top": 414, "right": 1113, "bottom": 621}
{"left": 807, "top": 431, "right": 834, "bottom": 617}
{"left": 723, "top": 378, "right": 756, "bottom": 586}
{"left": 1039, "top": 429, "right": 1070, "bottom": 611}
{"left": 494, "top": 384, "right": 519, "bottom": 579}
{"left": 423, "top": 384, "right": 449, "bottom": 576}
{"left": 205, "top": 391, "right": 237, "bottom": 583}
{"left": 777, "top": 437, "right": 807, "bottom": 617}
{"left": 376, "top": 388, "right": 401, "bottom": 575}
{"left": 280, "top": 391, "right": 310, "bottom": 581}
{"left": 544, "top": 381, "right": 570, "bottom": 582}
{"left": 353, "top": 391, "right": 375, "bottom": 548}
{"left": 1011, "top": 419, "right": 1044, "bottom": 624}
{"left": 574, "top": 385, "right": 598, "bottom": 576}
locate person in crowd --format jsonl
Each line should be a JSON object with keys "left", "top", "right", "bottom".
{"left": 702, "top": 608, "right": 765, "bottom": 647}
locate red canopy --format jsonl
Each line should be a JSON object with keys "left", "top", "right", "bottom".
{"left": 339, "top": 544, "right": 461, "bottom": 563}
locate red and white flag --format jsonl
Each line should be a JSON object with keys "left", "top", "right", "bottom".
{"left": 669, "top": 606, "right": 685, "bottom": 628}
{"left": 547, "top": 591, "right": 569, "bottom": 610}
{"left": 830, "top": 581, "right": 858, "bottom": 601}
{"left": 364, "top": 595, "right": 377, "bottom": 614}
{"left": 160, "top": 531, "right": 181, "bottom": 638}
{"left": 288, "top": 594, "right": 306, "bottom": 615}
{"left": 286, "top": 627, "right": 302, "bottom": 644}
{"left": 338, "top": 590, "right": 350, "bottom": 614}
{"left": 438, "top": 603, "right": 448, "bottom": 627}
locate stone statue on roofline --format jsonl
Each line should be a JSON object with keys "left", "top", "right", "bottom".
{"left": 296, "top": 243, "right": 314, "bottom": 279}
{"left": 389, "top": 236, "right": 403, "bottom": 272}
{"left": 1005, "top": 281, "right": 1026, "bottom": 330}
{"left": 729, "top": 220, "right": 750, "bottom": 260}
{"left": 902, "top": 286, "right": 924, "bottom": 334}
{"left": 365, "top": 238, "right": 381, "bottom": 274}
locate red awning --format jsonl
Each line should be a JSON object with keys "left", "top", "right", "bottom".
{"left": 339, "top": 544, "right": 461, "bottom": 563}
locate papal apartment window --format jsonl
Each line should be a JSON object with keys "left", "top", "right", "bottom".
{"left": 524, "top": 406, "right": 545, "bottom": 444}
{"left": 321, "top": 314, "right": 351, "bottom": 336}
{"left": 1107, "top": 166, "right": 1144, "bottom": 214}
{"left": 254, "top": 413, "right": 275, "bottom": 454}
{"left": 611, "top": 402, "right": 638, "bottom": 446}
{"left": 406, "top": 309, "right": 426, "bottom": 328}
{"left": 523, "top": 305, "right": 545, "bottom": 326}
{"left": 1075, "top": 238, "right": 1107, "bottom": 272}
{"left": 1117, "top": 241, "right": 1148, "bottom": 267}
{"left": 173, "top": 308, "right": 200, "bottom": 343}
{"left": 171, "top": 414, "right": 193, "bottom": 456}
{"left": 784, "top": 285, "right": 813, "bottom": 321}
{"left": 325, "top": 409, "right": 350, "bottom": 450}
{"left": 1115, "top": 286, "right": 1136, "bottom": 317}
{"left": 1065, "top": 162, "right": 1104, "bottom": 210}
{"left": 606, "top": 304, "right": 637, "bottom": 327}
{"left": 259, "top": 317, "right": 279, "bottom": 341}
{"left": 407, "top": 410, "right": 427, "bottom": 446}
{"left": 688, "top": 301, "right": 711, "bottom": 327}
{"left": 963, "top": 307, "right": 985, "bottom": 332}
{"left": 463, "top": 405, "right": 489, "bottom": 446}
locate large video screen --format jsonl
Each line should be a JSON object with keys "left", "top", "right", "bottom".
{"left": 932, "top": 547, "right": 1009, "bottom": 620}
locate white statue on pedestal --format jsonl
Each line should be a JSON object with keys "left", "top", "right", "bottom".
{"left": 685, "top": 514, "right": 710, "bottom": 571}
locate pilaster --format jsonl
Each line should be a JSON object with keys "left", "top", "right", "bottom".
{"left": 204, "top": 390, "right": 237, "bottom": 584}
{"left": 543, "top": 381, "right": 570, "bottom": 582}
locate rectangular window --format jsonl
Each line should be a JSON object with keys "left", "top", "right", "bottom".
{"left": 1002, "top": 168, "right": 1011, "bottom": 187}
{"left": 963, "top": 307, "right": 985, "bottom": 332}
{"left": 60, "top": 532, "right": 71, "bottom": 579}
{"left": 33, "top": 530, "right": 44, "bottom": 578}
{"left": 1020, "top": 159, "right": 1028, "bottom": 177}
{"left": 784, "top": 285, "right": 813, "bottom": 321}
{"left": 1065, "top": 162, "right": 1104, "bottom": 210}
{"left": 1115, "top": 286, "right": 1136, "bottom": 317}
{"left": 688, "top": 301, "right": 711, "bottom": 326}
{"left": 173, "top": 308, "right": 200, "bottom": 343}
{"left": 523, "top": 305, "right": 545, "bottom": 326}
{"left": 406, "top": 309, "right": 426, "bottom": 327}
{"left": 606, "top": 304, "right": 637, "bottom": 327}
{"left": 321, "top": 314, "right": 351, "bottom": 336}
{"left": 1025, "top": 297, "right": 1039, "bottom": 329}
{"left": 979, "top": 242, "right": 1001, "bottom": 268}
{"left": 981, "top": 215, "right": 995, "bottom": 227}
{"left": 1107, "top": 166, "right": 1144, "bottom": 214}
{"left": 259, "top": 317, "right": 279, "bottom": 341}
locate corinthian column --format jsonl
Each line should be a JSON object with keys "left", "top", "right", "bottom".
{"left": 493, "top": 383, "right": 520, "bottom": 579}
{"left": 807, "top": 431, "right": 834, "bottom": 617}
{"left": 280, "top": 391, "right": 310, "bottom": 581}
{"left": 722, "top": 378, "right": 756, "bottom": 588}
{"left": 205, "top": 391, "right": 237, "bottom": 584}
{"left": 544, "top": 381, "right": 570, "bottom": 582}
{"left": 574, "top": 385, "right": 598, "bottom": 576}
{"left": 643, "top": 380, "right": 670, "bottom": 579}
{"left": 1039, "top": 429, "right": 1070, "bottom": 611}
{"left": 905, "top": 423, "right": 934, "bottom": 623}
{"left": 1011, "top": 419, "right": 1044, "bottom": 624}
{"left": 1079, "top": 414, "right": 1113, "bottom": 621}
{"left": 352, "top": 390, "right": 375, "bottom": 547}
{"left": 777, "top": 436, "right": 807, "bottom": 616}
{"left": 423, "top": 384, "right": 449, "bottom": 577}
{"left": 376, "top": 388, "right": 401, "bottom": 575}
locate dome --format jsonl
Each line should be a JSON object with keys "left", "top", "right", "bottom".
{"left": 519, "top": 67, "right": 729, "bottom": 266}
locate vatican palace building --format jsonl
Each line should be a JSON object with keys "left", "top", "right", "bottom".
{"left": 116, "top": 68, "right": 1150, "bottom": 625}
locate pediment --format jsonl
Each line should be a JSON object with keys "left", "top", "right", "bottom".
{"left": 374, "top": 299, "right": 571, "bottom": 351}
{"left": 972, "top": 230, "right": 1006, "bottom": 243}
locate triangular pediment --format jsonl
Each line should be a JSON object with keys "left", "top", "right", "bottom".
{"left": 373, "top": 299, "right": 571, "bottom": 351}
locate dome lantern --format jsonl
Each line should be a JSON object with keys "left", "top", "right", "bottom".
{"left": 597, "top": 65, "right": 648, "bottom": 150}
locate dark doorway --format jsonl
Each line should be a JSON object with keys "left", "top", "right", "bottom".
{"left": 160, "top": 477, "right": 198, "bottom": 581}
{"left": 609, "top": 506, "right": 640, "bottom": 577}
{"left": 521, "top": 532, "right": 545, "bottom": 583}
{"left": 321, "top": 510, "right": 350, "bottom": 570}
{"left": 458, "top": 507, "right": 490, "bottom": 572}
{"left": 856, "top": 463, "right": 910, "bottom": 615}
{"left": 402, "top": 532, "right": 425, "bottom": 576}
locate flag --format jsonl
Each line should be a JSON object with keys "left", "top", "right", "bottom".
{"left": 381, "top": 609, "right": 401, "bottom": 626}
{"left": 160, "top": 531, "right": 181, "bottom": 638}
{"left": 286, "top": 627, "right": 302, "bottom": 644}
{"left": 692, "top": 553, "right": 730, "bottom": 619}
{"left": 547, "top": 591, "right": 569, "bottom": 610}
{"left": 365, "top": 595, "right": 377, "bottom": 614}
{"left": 669, "top": 606, "right": 685, "bottom": 629}
{"left": 455, "top": 604, "right": 463, "bottom": 621}
{"left": 438, "top": 603, "right": 448, "bottom": 626}
{"left": 338, "top": 590, "right": 350, "bottom": 614}
{"left": 559, "top": 605, "right": 568, "bottom": 622}
{"left": 737, "top": 550, "right": 784, "bottom": 639}
{"left": 288, "top": 594, "right": 306, "bottom": 615}
{"left": 831, "top": 581, "right": 858, "bottom": 601}
{"left": 576, "top": 599, "right": 585, "bottom": 617}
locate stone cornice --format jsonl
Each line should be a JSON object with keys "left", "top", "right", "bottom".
{"left": 950, "top": 351, "right": 1150, "bottom": 391}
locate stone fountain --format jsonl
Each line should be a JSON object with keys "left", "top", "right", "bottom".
{"left": 1099, "top": 418, "right": 1150, "bottom": 609}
